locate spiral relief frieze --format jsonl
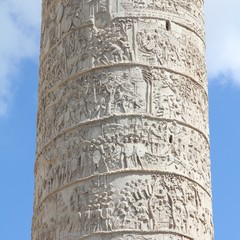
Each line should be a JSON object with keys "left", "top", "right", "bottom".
{"left": 33, "top": 0, "right": 213, "bottom": 240}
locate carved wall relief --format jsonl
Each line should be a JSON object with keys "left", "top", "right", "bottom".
{"left": 34, "top": 117, "right": 211, "bottom": 207}
{"left": 41, "top": 0, "right": 205, "bottom": 53}
{"left": 112, "top": 0, "right": 205, "bottom": 40}
{"left": 39, "top": 19, "right": 206, "bottom": 96}
{"left": 34, "top": 0, "right": 213, "bottom": 239}
{"left": 135, "top": 20, "right": 206, "bottom": 81}
{"left": 37, "top": 67, "right": 208, "bottom": 149}
{"left": 32, "top": 174, "right": 213, "bottom": 240}
{"left": 41, "top": 0, "right": 114, "bottom": 54}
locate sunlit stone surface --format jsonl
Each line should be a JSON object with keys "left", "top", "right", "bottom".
{"left": 32, "top": 0, "right": 213, "bottom": 239}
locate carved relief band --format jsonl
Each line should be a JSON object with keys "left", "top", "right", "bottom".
{"left": 40, "top": 0, "right": 205, "bottom": 53}
{"left": 39, "top": 19, "right": 206, "bottom": 96}
{"left": 32, "top": 174, "right": 213, "bottom": 240}
{"left": 35, "top": 116, "right": 211, "bottom": 206}
{"left": 33, "top": 0, "right": 213, "bottom": 240}
{"left": 37, "top": 66, "right": 208, "bottom": 148}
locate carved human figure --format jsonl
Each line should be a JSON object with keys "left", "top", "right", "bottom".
{"left": 148, "top": 123, "right": 161, "bottom": 155}
{"left": 123, "top": 136, "right": 137, "bottom": 169}
{"left": 114, "top": 87, "right": 127, "bottom": 113}
{"left": 93, "top": 90, "right": 108, "bottom": 118}
{"left": 136, "top": 201, "right": 150, "bottom": 230}
{"left": 84, "top": 205, "right": 92, "bottom": 234}
{"left": 153, "top": 183, "right": 173, "bottom": 229}
{"left": 134, "top": 136, "right": 145, "bottom": 169}
{"left": 92, "top": 203, "right": 104, "bottom": 232}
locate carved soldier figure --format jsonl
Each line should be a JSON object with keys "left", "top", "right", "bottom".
{"left": 123, "top": 136, "right": 136, "bottom": 169}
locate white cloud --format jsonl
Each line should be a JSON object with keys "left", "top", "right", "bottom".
{"left": 0, "top": 0, "right": 41, "bottom": 116}
{"left": 205, "top": 0, "right": 240, "bottom": 85}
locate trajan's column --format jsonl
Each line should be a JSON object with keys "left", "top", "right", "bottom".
{"left": 32, "top": 0, "right": 214, "bottom": 240}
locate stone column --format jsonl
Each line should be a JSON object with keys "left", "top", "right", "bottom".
{"left": 32, "top": 0, "right": 214, "bottom": 240}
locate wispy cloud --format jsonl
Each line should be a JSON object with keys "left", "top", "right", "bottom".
{"left": 0, "top": 0, "right": 41, "bottom": 116}
{"left": 205, "top": 0, "right": 240, "bottom": 85}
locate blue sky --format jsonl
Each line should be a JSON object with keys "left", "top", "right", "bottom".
{"left": 0, "top": 0, "right": 239, "bottom": 239}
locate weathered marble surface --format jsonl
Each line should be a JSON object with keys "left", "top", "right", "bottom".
{"left": 32, "top": 0, "right": 213, "bottom": 239}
